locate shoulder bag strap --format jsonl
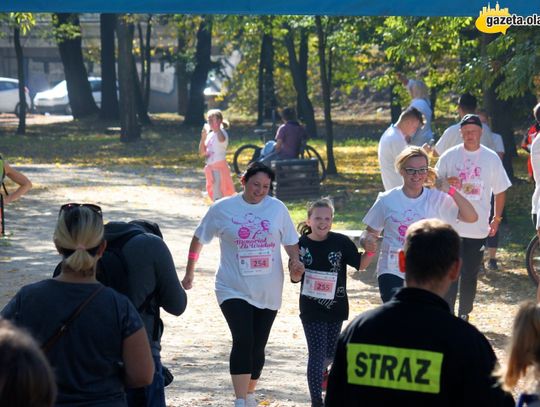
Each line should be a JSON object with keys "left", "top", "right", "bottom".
{"left": 42, "top": 285, "right": 106, "bottom": 354}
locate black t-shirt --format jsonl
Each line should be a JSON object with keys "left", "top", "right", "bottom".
{"left": 298, "top": 232, "right": 361, "bottom": 322}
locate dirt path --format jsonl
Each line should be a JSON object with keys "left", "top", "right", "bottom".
{"left": 0, "top": 164, "right": 535, "bottom": 406}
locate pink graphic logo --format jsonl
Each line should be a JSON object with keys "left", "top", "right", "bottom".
{"left": 238, "top": 227, "right": 251, "bottom": 239}
{"left": 390, "top": 209, "right": 423, "bottom": 241}
{"left": 233, "top": 213, "right": 271, "bottom": 240}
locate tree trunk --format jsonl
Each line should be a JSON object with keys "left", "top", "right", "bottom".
{"left": 430, "top": 86, "right": 438, "bottom": 121}
{"left": 176, "top": 31, "right": 189, "bottom": 116}
{"left": 117, "top": 15, "right": 140, "bottom": 142}
{"left": 54, "top": 13, "right": 98, "bottom": 118}
{"left": 315, "top": 17, "right": 337, "bottom": 175}
{"left": 390, "top": 85, "right": 402, "bottom": 123}
{"left": 132, "top": 54, "right": 152, "bottom": 125}
{"left": 283, "top": 23, "right": 317, "bottom": 138}
{"left": 484, "top": 89, "right": 515, "bottom": 179}
{"left": 263, "top": 31, "right": 277, "bottom": 123}
{"left": 14, "top": 26, "right": 26, "bottom": 135}
{"left": 297, "top": 28, "right": 308, "bottom": 122}
{"left": 481, "top": 34, "right": 514, "bottom": 179}
{"left": 137, "top": 15, "right": 152, "bottom": 111}
{"left": 137, "top": 22, "right": 146, "bottom": 98}
{"left": 184, "top": 16, "right": 212, "bottom": 126}
{"left": 144, "top": 16, "right": 152, "bottom": 111}
{"left": 257, "top": 33, "right": 266, "bottom": 126}
{"left": 100, "top": 14, "right": 119, "bottom": 120}
{"left": 257, "top": 29, "right": 277, "bottom": 126}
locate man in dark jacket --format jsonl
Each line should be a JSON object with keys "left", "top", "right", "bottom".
{"left": 104, "top": 221, "right": 187, "bottom": 407}
{"left": 325, "top": 218, "right": 513, "bottom": 407}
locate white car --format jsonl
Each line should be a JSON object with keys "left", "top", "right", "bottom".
{"left": 33, "top": 77, "right": 102, "bottom": 115}
{"left": 0, "top": 77, "right": 32, "bottom": 117}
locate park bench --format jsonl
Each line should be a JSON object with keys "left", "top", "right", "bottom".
{"left": 271, "top": 158, "right": 320, "bottom": 201}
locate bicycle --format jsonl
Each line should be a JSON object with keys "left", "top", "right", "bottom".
{"left": 526, "top": 234, "right": 540, "bottom": 286}
{"left": 232, "top": 129, "right": 327, "bottom": 182}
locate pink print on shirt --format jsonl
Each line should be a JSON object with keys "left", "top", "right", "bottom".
{"left": 232, "top": 213, "right": 275, "bottom": 249}
{"left": 390, "top": 208, "right": 423, "bottom": 244}
{"left": 456, "top": 158, "right": 481, "bottom": 183}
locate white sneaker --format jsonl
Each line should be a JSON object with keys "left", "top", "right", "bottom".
{"left": 234, "top": 398, "right": 246, "bottom": 407}
{"left": 246, "top": 393, "right": 257, "bottom": 407}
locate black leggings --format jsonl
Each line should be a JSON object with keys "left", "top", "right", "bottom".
{"left": 220, "top": 299, "right": 277, "bottom": 379}
{"left": 445, "top": 237, "right": 486, "bottom": 316}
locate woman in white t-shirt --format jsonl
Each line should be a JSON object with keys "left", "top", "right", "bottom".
{"left": 182, "top": 162, "right": 304, "bottom": 407}
{"left": 360, "top": 146, "right": 477, "bottom": 303}
{"left": 199, "top": 109, "right": 236, "bottom": 201}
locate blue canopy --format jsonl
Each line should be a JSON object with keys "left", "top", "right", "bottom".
{"left": 1, "top": 0, "right": 536, "bottom": 17}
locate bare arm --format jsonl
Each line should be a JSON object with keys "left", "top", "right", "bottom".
{"left": 274, "top": 139, "right": 283, "bottom": 153}
{"left": 435, "top": 177, "right": 478, "bottom": 223}
{"left": 489, "top": 192, "right": 506, "bottom": 237}
{"left": 199, "top": 127, "right": 208, "bottom": 157}
{"left": 122, "top": 328, "right": 154, "bottom": 388}
{"left": 3, "top": 162, "right": 32, "bottom": 204}
{"left": 359, "top": 226, "right": 380, "bottom": 270}
{"left": 285, "top": 244, "right": 305, "bottom": 283}
{"left": 182, "top": 236, "right": 203, "bottom": 290}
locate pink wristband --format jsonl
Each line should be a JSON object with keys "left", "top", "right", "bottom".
{"left": 447, "top": 186, "right": 456, "bottom": 197}
{"left": 367, "top": 252, "right": 375, "bottom": 257}
{"left": 188, "top": 252, "right": 199, "bottom": 261}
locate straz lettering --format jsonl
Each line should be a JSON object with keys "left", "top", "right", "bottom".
{"left": 347, "top": 343, "right": 443, "bottom": 394}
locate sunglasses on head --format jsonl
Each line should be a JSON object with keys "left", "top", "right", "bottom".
{"left": 403, "top": 167, "right": 428, "bottom": 176}
{"left": 59, "top": 203, "right": 102, "bottom": 217}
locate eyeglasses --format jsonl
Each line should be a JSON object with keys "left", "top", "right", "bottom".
{"left": 59, "top": 203, "right": 102, "bottom": 217}
{"left": 403, "top": 167, "right": 428, "bottom": 176}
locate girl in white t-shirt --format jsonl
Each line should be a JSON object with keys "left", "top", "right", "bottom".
{"left": 199, "top": 109, "right": 236, "bottom": 201}
{"left": 360, "top": 146, "right": 477, "bottom": 303}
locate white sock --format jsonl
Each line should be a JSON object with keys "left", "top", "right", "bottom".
{"left": 246, "top": 393, "right": 257, "bottom": 406}
{"left": 234, "top": 398, "right": 246, "bottom": 407}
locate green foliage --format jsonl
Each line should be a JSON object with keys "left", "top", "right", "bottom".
{"left": 8, "top": 13, "right": 35, "bottom": 35}
{"left": 51, "top": 13, "right": 82, "bottom": 42}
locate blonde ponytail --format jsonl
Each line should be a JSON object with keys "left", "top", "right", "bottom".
{"left": 54, "top": 206, "right": 104, "bottom": 275}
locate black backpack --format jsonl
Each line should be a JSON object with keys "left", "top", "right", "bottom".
{"left": 53, "top": 219, "right": 164, "bottom": 339}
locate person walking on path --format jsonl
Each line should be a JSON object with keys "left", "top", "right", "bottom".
{"left": 378, "top": 107, "right": 423, "bottom": 191}
{"left": 435, "top": 114, "right": 511, "bottom": 321}
{"left": 325, "top": 219, "right": 514, "bottom": 407}
{"left": 1, "top": 203, "right": 154, "bottom": 406}
{"left": 182, "top": 162, "right": 304, "bottom": 407}
{"left": 397, "top": 73, "right": 434, "bottom": 147}
{"left": 426, "top": 93, "right": 496, "bottom": 157}
{"left": 362, "top": 146, "right": 477, "bottom": 303}
{"left": 199, "top": 109, "right": 236, "bottom": 201}
{"left": 291, "top": 198, "right": 373, "bottom": 407}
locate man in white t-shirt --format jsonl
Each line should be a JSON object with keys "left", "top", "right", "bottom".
{"left": 435, "top": 114, "right": 511, "bottom": 321}
{"left": 427, "top": 93, "right": 496, "bottom": 157}
{"left": 378, "top": 107, "right": 423, "bottom": 190}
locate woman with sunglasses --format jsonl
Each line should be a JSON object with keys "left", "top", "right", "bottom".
{"left": 1, "top": 203, "right": 154, "bottom": 406}
{"left": 360, "top": 146, "right": 477, "bottom": 303}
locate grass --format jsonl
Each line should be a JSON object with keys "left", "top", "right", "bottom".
{"left": 0, "top": 112, "right": 535, "bottom": 258}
